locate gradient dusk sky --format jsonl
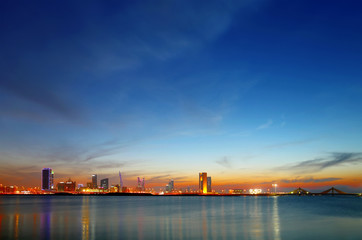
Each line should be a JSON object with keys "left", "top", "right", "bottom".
{"left": 1, "top": 0, "right": 362, "bottom": 191}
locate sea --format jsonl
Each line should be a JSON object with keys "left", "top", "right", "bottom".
{"left": 0, "top": 195, "right": 361, "bottom": 240}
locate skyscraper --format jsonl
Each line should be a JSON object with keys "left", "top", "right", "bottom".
{"left": 165, "top": 179, "right": 174, "bottom": 192}
{"left": 119, "top": 171, "right": 123, "bottom": 188}
{"left": 100, "top": 178, "right": 109, "bottom": 190}
{"left": 207, "top": 177, "right": 212, "bottom": 193}
{"left": 137, "top": 177, "right": 145, "bottom": 191}
{"left": 169, "top": 179, "right": 174, "bottom": 192}
{"left": 42, "top": 168, "right": 54, "bottom": 190}
{"left": 199, "top": 172, "right": 208, "bottom": 194}
{"left": 92, "top": 174, "right": 97, "bottom": 189}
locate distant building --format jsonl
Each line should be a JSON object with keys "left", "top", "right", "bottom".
{"left": 101, "top": 178, "right": 109, "bottom": 190}
{"left": 86, "top": 182, "right": 92, "bottom": 188}
{"left": 137, "top": 177, "right": 145, "bottom": 191}
{"left": 57, "top": 182, "right": 65, "bottom": 191}
{"left": 119, "top": 171, "right": 123, "bottom": 188}
{"left": 169, "top": 179, "right": 174, "bottom": 191}
{"left": 166, "top": 179, "right": 174, "bottom": 192}
{"left": 92, "top": 174, "right": 97, "bottom": 189}
{"left": 64, "top": 178, "right": 76, "bottom": 191}
{"left": 42, "top": 168, "right": 54, "bottom": 190}
{"left": 57, "top": 179, "right": 76, "bottom": 192}
{"left": 232, "top": 189, "right": 244, "bottom": 194}
{"left": 207, "top": 177, "right": 212, "bottom": 193}
{"left": 199, "top": 172, "right": 208, "bottom": 194}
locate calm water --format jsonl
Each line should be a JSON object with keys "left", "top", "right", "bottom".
{"left": 0, "top": 195, "right": 361, "bottom": 240}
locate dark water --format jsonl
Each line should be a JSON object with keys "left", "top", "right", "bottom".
{"left": 0, "top": 195, "right": 361, "bottom": 240}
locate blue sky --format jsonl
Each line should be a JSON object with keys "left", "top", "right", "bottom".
{"left": 1, "top": 0, "right": 362, "bottom": 190}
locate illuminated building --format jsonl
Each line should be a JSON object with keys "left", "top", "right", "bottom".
{"left": 100, "top": 178, "right": 109, "bottom": 190}
{"left": 166, "top": 179, "right": 174, "bottom": 192}
{"left": 57, "top": 182, "right": 65, "bottom": 191}
{"left": 92, "top": 174, "right": 97, "bottom": 189}
{"left": 119, "top": 171, "right": 123, "bottom": 188}
{"left": 64, "top": 178, "right": 76, "bottom": 191}
{"left": 137, "top": 177, "right": 145, "bottom": 191}
{"left": 207, "top": 177, "right": 212, "bottom": 193}
{"left": 199, "top": 172, "right": 208, "bottom": 194}
{"left": 86, "top": 182, "right": 92, "bottom": 188}
{"left": 42, "top": 168, "right": 54, "bottom": 190}
{"left": 232, "top": 189, "right": 244, "bottom": 194}
{"left": 169, "top": 179, "right": 174, "bottom": 191}
{"left": 57, "top": 179, "right": 76, "bottom": 192}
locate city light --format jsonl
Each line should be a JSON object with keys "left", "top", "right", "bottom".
{"left": 272, "top": 184, "right": 278, "bottom": 193}
{"left": 249, "top": 189, "right": 262, "bottom": 194}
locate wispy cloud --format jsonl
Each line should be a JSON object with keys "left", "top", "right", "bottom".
{"left": 261, "top": 177, "right": 342, "bottom": 184}
{"left": 265, "top": 138, "right": 317, "bottom": 149}
{"left": 216, "top": 156, "right": 232, "bottom": 168}
{"left": 277, "top": 152, "right": 362, "bottom": 173}
{"left": 257, "top": 119, "right": 273, "bottom": 130}
{"left": 281, "top": 177, "right": 342, "bottom": 183}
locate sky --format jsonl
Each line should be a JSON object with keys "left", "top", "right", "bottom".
{"left": 1, "top": 0, "right": 362, "bottom": 192}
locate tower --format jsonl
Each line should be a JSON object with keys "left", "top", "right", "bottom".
{"left": 42, "top": 168, "right": 54, "bottom": 190}
{"left": 92, "top": 174, "right": 97, "bottom": 189}
{"left": 119, "top": 171, "right": 123, "bottom": 188}
{"left": 100, "top": 178, "right": 109, "bottom": 190}
{"left": 199, "top": 172, "right": 208, "bottom": 194}
{"left": 207, "top": 177, "right": 212, "bottom": 193}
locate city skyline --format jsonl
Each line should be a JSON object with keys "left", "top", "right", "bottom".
{"left": 1, "top": 1, "right": 362, "bottom": 192}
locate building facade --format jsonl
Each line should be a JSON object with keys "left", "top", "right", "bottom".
{"left": 92, "top": 174, "right": 97, "bottom": 189}
{"left": 199, "top": 172, "right": 208, "bottom": 194}
{"left": 100, "top": 178, "right": 109, "bottom": 190}
{"left": 42, "top": 168, "right": 54, "bottom": 190}
{"left": 207, "top": 176, "right": 212, "bottom": 193}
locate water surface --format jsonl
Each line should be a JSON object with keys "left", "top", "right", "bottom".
{"left": 0, "top": 195, "right": 361, "bottom": 239}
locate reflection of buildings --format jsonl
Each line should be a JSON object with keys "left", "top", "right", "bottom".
{"left": 42, "top": 168, "right": 54, "bottom": 190}
{"left": 92, "top": 174, "right": 97, "bottom": 189}
{"left": 100, "top": 178, "right": 109, "bottom": 190}
{"left": 199, "top": 172, "right": 211, "bottom": 194}
{"left": 82, "top": 197, "right": 90, "bottom": 240}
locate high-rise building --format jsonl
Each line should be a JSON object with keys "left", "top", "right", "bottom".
{"left": 42, "top": 168, "right": 54, "bottom": 190}
{"left": 92, "top": 174, "right": 97, "bottom": 189}
{"left": 57, "top": 178, "right": 76, "bottom": 192}
{"left": 207, "top": 177, "right": 212, "bottom": 193}
{"left": 57, "top": 182, "right": 65, "bottom": 192}
{"left": 137, "top": 177, "right": 145, "bottom": 191}
{"left": 119, "top": 171, "right": 123, "bottom": 188}
{"left": 199, "top": 172, "right": 208, "bottom": 194}
{"left": 167, "top": 179, "right": 174, "bottom": 192}
{"left": 65, "top": 178, "right": 76, "bottom": 191}
{"left": 100, "top": 178, "right": 109, "bottom": 190}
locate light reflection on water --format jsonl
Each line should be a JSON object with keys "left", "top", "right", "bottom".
{"left": 0, "top": 195, "right": 361, "bottom": 239}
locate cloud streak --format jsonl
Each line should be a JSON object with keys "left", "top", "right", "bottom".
{"left": 280, "top": 177, "right": 342, "bottom": 183}
{"left": 278, "top": 152, "right": 362, "bottom": 173}
{"left": 216, "top": 157, "right": 232, "bottom": 168}
{"left": 257, "top": 119, "right": 273, "bottom": 130}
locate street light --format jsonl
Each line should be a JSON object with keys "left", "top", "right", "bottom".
{"left": 272, "top": 184, "right": 277, "bottom": 193}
